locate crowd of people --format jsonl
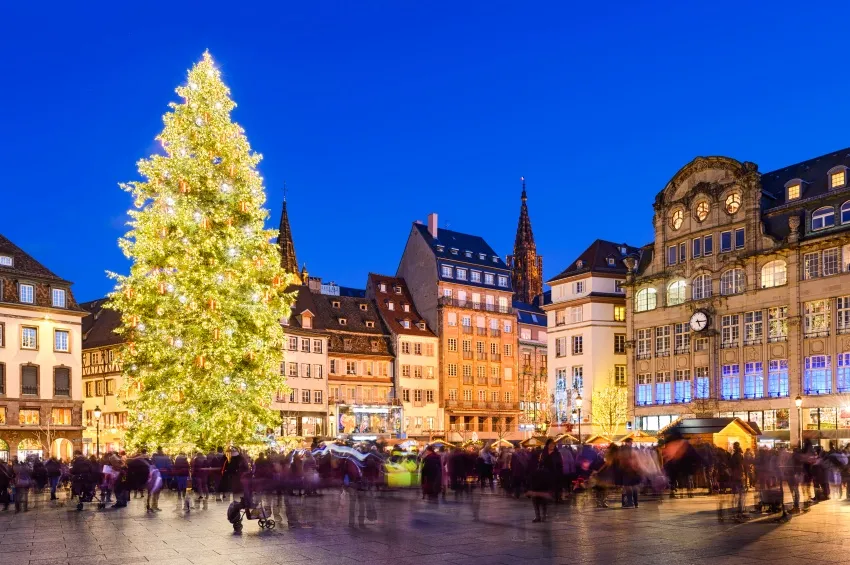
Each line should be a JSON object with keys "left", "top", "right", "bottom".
{"left": 3, "top": 436, "right": 850, "bottom": 526}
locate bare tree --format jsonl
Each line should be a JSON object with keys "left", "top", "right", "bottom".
{"left": 591, "top": 375, "right": 630, "bottom": 440}
{"left": 30, "top": 412, "right": 58, "bottom": 458}
{"left": 689, "top": 379, "right": 719, "bottom": 418}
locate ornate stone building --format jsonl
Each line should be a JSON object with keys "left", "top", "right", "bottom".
{"left": 625, "top": 148, "right": 850, "bottom": 448}
{"left": 507, "top": 179, "right": 544, "bottom": 306}
{"left": 0, "top": 234, "right": 86, "bottom": 461}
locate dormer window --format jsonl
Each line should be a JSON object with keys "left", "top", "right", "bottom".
{"left": 359, "top": 303, "right": 368, "bottom": 311}
{"left": 52, "top": 288, "right": 66, "bottom": 308}
{"left": 388, "top": 301, "right": 394, "bottom": 311}
{"left": 0, "top": 255, "right": 12, "bottom": 267}
{"left": 393, "top": 285, "right": 402, "bottom": 294}
{"left": 829, "top": 166, "right": 847, "bottom": 189}
{"left": 607, "top": 258, "right": 616, "bottom": 266}
{"left": 332, "top": 300, "right": 341, "bottom": 308}
{"left": 479, "top": 253, "right": 486, "bottom": 260}
{"left": 403, "top": 303, "right": 410, "bottom": 312}
{"left": 302, "top": 314, "right": 312, "bottom": 329}
{"left": 436, "top": 245, "right": 445, "bottom": 252}
{"left": 450, "top": 248, "right": 459, "bottom": 255}
{"left": 577, "top": 260, "right": 584, "bottom": 268}
{"left": 464, "top": 251, "right": 472, "bottom": 258}
{"left": 19, "top": 283, "right": 34, "bottom": 304}
{"left": 371, "top": 340, "right": 380, "bottom": 352}
{"left": 338, "top": 317, "right": 347, "bottom": 325}
{"left": 417, "top": 321, "right": 426, "bottom": 330}
{"left": 786, "top": 179, "right": 802, "bottom": 201}
{"left": 492, "top": 256, "right": 498, "bottom": 263}
{"left": 402, "top": 319, "right": 411, "bottom": 329}
{"left": 620, "top": 247, "right": 627, "bottom": 255}
{"left": 365, "top": 320, "right": 375, "bottom": 328}
{"left": 379, "top": 283, "right": 387, "bottom": 293}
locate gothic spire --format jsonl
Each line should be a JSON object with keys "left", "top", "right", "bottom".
{"left": 278, "top": 187, "right": 300, "bottom": 283}
{"left": 509, "top": 177, "right": 543, "bottom": 304}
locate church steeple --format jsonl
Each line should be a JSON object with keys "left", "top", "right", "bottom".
{"left": 278, "top": 186, "right": 301, "bottom": 284}
{"left": 508, "top": 177, "right": 543, "bottom": 304}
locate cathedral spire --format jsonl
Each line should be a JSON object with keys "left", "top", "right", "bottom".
{"left": 509, "top": 177, "right": 543, "bottom": 304}
{"left": 278, "top": 184, "right": 301, "bottom": 284}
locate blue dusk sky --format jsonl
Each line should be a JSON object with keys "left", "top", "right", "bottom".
{"left": 3, "top": 1, "right": 849, "bottom": 301}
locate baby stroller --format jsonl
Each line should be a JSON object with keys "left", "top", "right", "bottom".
{"left": 227, "top": 471, "right": 275, "bottom": 532}
{"left": 72, "top": 468, "right": 104, "bottom": 511}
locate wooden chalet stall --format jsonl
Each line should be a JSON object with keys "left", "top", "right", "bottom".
{"left": 660, "top": 418, "right": 759, "bottom": 451}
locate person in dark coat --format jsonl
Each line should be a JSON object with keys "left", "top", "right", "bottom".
{"left": 619, "top": 438, "right": 641, "bottom": 508}
{"left": 529, "top": 439, "right": 562, "bottom": 522}
{"left": 420, "top": 446, "right": 442, "bottom": 501}
{"left": 0, "top": 460, "right": 12, "bottom": 510}
{"left": 46, "top": 457, "right": 62, "bottom": 500}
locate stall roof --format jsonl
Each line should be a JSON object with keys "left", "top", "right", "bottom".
{"left": 661, "top": 417, "right": 760, "bottom": 437}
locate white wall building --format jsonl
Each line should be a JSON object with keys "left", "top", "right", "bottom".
{"left": 543, "top": 239, "right": 637, "bottom": 439}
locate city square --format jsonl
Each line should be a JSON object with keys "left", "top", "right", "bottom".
{"left": 5, "top": 2, "right": 850, "bottom": 562}
{"left": 4, "top": 489, "right": 850, "bottom": 565}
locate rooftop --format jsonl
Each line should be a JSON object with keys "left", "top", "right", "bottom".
{"left": 547, "top": 239, "right": 640, "bottom": 284}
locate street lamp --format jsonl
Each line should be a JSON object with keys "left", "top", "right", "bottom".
{"left": 575, "top": 394, "right": 583, "bottom": 445}
{"left": 795, "top": 395, "right": 803, "bottom": 450}
{"left": 93, "top": 405, "right": 102, "bottom": 457}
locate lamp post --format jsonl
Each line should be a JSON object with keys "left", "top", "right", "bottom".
{"left": 93, "top": 405, "right": 102, "bottom": 457}
{"left": 795, "top": 395, "right": 803, "bottom": 450}
{"left": 575, "top": 394, "right": 583, "bottom": 445}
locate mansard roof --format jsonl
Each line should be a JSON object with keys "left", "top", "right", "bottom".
{"left": 81, "top": 299, "right": 124, "bottom": 349}
{"left": 413, "top": 223, "right": 510, "bottom": 272}
{"left": 547, "top": 239, "right": 640, "bottom": 284}
{"left": 367, "top": 274, "right": 436, "bottom": 337}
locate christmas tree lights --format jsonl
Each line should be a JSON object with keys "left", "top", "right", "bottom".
{"left": 108, "top": 52, "right": 294, "bottom": 450}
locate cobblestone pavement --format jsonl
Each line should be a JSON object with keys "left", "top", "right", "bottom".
{"left": 2, "top": 489, "right": 850, "bottom": 565}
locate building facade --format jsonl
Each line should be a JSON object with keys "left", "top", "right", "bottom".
{"left": 626, "top": 148, "right": 850, "bottom": 448}
{"left": 366, "top": 274, "right": 441, "bottom": 440}
{"left": 80, "top": 300, "right": 126, "bottom": 455}
{"left": 515, "top": 301, "right": 548, "bottom": 434}
{"left": 310, "top": 281, "right": 398, "bottom": 440}
{"left": 0, "top": 234, "right": 86, "bottom": 461}
{"left": 274, "top": 284, "right": 329, "bottom": 439}
{"left": 543, "top": 240, "right": 635, "bottom": 439}
{"left": 398, "top": 214, "right": 521, "bottom": 441}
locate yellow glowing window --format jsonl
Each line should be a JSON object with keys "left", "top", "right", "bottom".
{"left": 725, "top": 193, "right": 741, "bottom": 214}
{"left": 831, "top": 170, "right": 846, "bottom": 188}
{"left": 671, "top": 209, "right": 684, "bottom": 230}
{"left": 695, "top": 201, "right": 710, "bottom": 221}
{"left": 787, "top": 184, "right": 801, "bottom": 201}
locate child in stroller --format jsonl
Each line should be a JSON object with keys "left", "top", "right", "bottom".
{"left": 226, "top": 469, "right": 275, "bottom": 532}
{"left": 71, "top": 462, "right": 103, "bottom": 511}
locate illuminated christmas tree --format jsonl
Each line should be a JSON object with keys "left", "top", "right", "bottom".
{"left": 108, "top": 52, "right": 294, "bottom": 450}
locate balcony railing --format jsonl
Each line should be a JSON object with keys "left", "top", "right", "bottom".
{"left": 656, "top": 350, "right": 670, "bottom": 357}
{"left": 805, "top": 388, "right": 832, "bottom": 395}
{"left": 462, "top": 326, "right": 473, "bottom": 334}
{"left": 490, "top": 378, "right": 501, "bottom": 387}
{"left": 462, "top": 351, "right": 473, "bottom": 359}
{"left": 636, "top": 353, "right": 651, "bottom": 360}
{"left": 805, "top": 330, "right": 830, "bottom": 338}
{"left": 22, "top": 385, "right": 38, "bottom": 396}
{"left": 767, "top": 335, "right": 787, "bottom": 343}
{"left": 476, "top": 377, "right": 487, "bottom": 386}
{"left": 720, "top": 342, "right": 739, "bottom": 349}
{"left": 767, "top": 391, "right": 789, "bottom": 398}
{"left": 477, "top": 352, "right": 487, "bottom": 360}
{"left": 743, "top": 338, "right": 762, "bottom": 346}
{"left": 490, "top": 329, "right": 501, "bottom": 338}
{"left": 674, "top": 347, "right": 690, "bottom": 355}
{"left": 490, "top": 353, "right": 501, "bottom": 362}
{"left": 476, "top": 327, "right": 487, "bottom": 336}
{"left": 839, "top": 326, "right": 850, "bottom": 335}
{"left": 743, "top": 392, "right": 764, "bottom": 399}
{"left": 439, "top": 296, "right": 514, "bottom": 314}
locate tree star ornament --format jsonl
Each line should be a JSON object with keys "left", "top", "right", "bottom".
{"left": 106, "top": 51, "right": 293, "bottom": 451}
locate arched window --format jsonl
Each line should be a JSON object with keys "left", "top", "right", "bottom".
{"left": 812, "top": 206, "right": 835, "bottom": 231}
{"left": 761, "top": 260, "right": 787, "bottom": 288}
{"left": 692, "top": 274, "right": 712, "bottom": 300}
{"left": 841, "top": 201, "right": 850, "bottom": 225}
{"left": 720, "top": 268, "right": 746, "bottom": 295}
{"left": 725, "top": 192, "right": 742, "bottom": 214}
{"left": 667, "top": 280, "right": 687, "bottom": 306}
{"left": 635, "top": 288, "right": 657, "bottom": 312}
{"left": 695, "top": 200, "right": 710, "bottom": 222}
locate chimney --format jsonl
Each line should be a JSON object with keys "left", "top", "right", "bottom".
{"left": 427, "top": 213, "right": 438, "bottom": 239}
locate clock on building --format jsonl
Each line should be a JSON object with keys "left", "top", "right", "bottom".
{"left": 689, "top": 310, "right": 710, "bottom": 332}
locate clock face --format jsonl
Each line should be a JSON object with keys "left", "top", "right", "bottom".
{"left": 690, "top": 311, "right": 708, "bottom": 332}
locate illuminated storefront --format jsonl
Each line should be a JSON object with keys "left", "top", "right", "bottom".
{"left": 334, "top": 405, "right": 401, "bottom": 437}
